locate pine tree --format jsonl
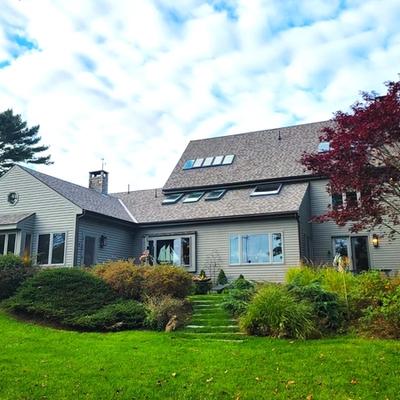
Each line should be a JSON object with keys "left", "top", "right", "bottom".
{"left": 0, "top": 109, "right": 52, "bottom": 175}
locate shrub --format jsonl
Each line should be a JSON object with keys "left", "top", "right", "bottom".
{"left": 0, "top": 254, "right": 37, "bottom": 300}
{"left": 230, "top": 275, "right": 254, "bottom": 290}
{"left": 144, "top": 296, "right": 192, "bottom": 331}
{"left": 285, "top": 266, "right": 321, "bottom": 287}
{"left": 144, "top": 265, "right": 193, "bottom": 299}
{"left": 240, "top": 284, "right": 316, "bottom": 339}
{"left": 288, "top": 283, "right": 344, "bottom": 332}
{"left": 221, "top": 298, "right": 249, "bottom": 317}
{"left": 71, "top": 300, "right": 146, "bottom": 331}
{"left": 359, "top": 285, "right": 400, "bottom": 339}
{"left": 91, "top": 261, "right": 147, "bottom": 300}
{"left": 5, "top": 268, "right": 117, "bottom": 324}
{"left": 217, "top": 269, "right": 228, "bottom": 285}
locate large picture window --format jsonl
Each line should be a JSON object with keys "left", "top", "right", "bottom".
{"left": 146, "top": 234, "right": 195, "bottom": 272}
{"left": 0, "top": 233, "right": 17, "bottom": 255}
{"left": 229, "top": 232, "right": 284, "bottom": 265}
{"left": 37, "top": 233, "right": 66, "bottom": 265}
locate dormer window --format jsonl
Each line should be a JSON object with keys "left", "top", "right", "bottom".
{"left": 205, "top": 189, "right": 226, "bottom": 201}
{"left": 251, "top": 183, "right": 282, "bottom": 196}
{"left": 182, "top": 154, "right": 236, "bottom": 170}
{"left": 183, "top": 192, "right": 204, "bottom": 203}
{"left": 162, "top": 193, "right": 183, "bottom": 205}
{"left": 318, "top": 141, "right": 330, "bottom": 153}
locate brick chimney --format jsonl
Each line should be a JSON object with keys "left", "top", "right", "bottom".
{"left": 89, "top": 170, "right": 108, "bottom": 194}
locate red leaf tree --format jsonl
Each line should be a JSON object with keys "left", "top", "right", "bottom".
{"left": 301, "top": 80, "right": 400, "bottom": 238}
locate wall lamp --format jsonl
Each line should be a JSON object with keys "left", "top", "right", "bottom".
{"left": 372, "top": 234, "right": 379, "bottom": 248}
{"left": 100, "top": 235, "right": 108, "bottom": 249}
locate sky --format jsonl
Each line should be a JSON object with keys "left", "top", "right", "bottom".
{"left": 0, "top": 0, "right": 399, "bottom": 193}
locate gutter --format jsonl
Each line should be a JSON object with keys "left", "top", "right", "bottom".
{"left": 73, "top": 210, "right": 86, "bottom": 266}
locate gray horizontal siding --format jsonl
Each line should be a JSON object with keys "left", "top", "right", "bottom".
{"left": 134, "top": 217, "right": 301, "bottom": 282}
{"left": 0, "top": 167, "right": 81, "bottom": 265}
{"left": 310, "top": 179, "right": 400, "bottom": 273}
{"left": 76, "top": 216, "right": 136, "bottom": 265}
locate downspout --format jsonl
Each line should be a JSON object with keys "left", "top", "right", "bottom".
{"left": 74, "top": 210, "right": 86, "bottom": 266}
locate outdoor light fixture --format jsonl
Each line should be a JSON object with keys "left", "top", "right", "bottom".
{"left": 100, "top": 235, "right": 108, "bottom": 248}
{"left": 372, "top": 234, "right": 379, "bottom": 248}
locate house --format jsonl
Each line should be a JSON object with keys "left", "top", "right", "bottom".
{"left": 0, "top": 121, "right": 398, "bottom": 281}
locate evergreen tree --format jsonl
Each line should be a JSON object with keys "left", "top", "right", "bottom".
{"left": 0, "top": 109, "right": 52, "bottom": 175}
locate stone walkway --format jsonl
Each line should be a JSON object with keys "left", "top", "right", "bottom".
{"left": 178, "top": 294, "right": 245, "bottom": 341}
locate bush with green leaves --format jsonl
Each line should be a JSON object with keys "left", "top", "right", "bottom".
{"left": 222, "top": 288, "right": 255, "bottom": 317}
{"left": 240, "top": 284, "right": 316, "bottom": 339}
{"left": 0, "top": 254, "right": 36, "bottom": 300}
{"left": 4, "top": 268, "right": 117, "bottom": 325}
{"left": 216, "top": 269, "right": 228, "bottom": 285}
{"left": 229, "top": 275, "right": 254, "bottom": 290}
{"left": 288, "top": 283, "right": 344, "bottom": 332}
{"left": 144, "top": 296, "right": 192, "bottom": 331}
{"left": 71, "top": 300, "right": 146, "bottom": 331}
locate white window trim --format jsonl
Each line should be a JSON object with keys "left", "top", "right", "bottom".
{"left": 36, "top": 232, "right": 67, "bottom": 266}
{"left": 0, "top": 231, "right": 19, "bottom": 255}
{"left": 145, "top": 234, "right": 196, "bottom": 272}
{"left": 229, "top": 232, "right": 284, "bottom": 266}
{"left": 250, "top": 184, "right": 282, "bottom": 197}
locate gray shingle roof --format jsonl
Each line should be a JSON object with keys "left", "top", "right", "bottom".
{"left": 115, "top": 182, "right": 308, "bottom": 224}
{"left": 163, "top": 120, "right": 331, "bottom": 191}
{"left": 0, "top": 212, "right": 34, "bottom": 226}
{"left": 18, "top": 166, "right": 134, "bottom": 223}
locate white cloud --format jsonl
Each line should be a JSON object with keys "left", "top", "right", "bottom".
{"left": 0, "top": 0, "right": 399, "bottom": 192}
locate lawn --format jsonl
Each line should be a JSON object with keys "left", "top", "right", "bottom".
{"left": 0, "top": 312, "right": 399, "bottom": 400}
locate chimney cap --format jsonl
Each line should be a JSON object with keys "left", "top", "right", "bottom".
{"left": 89, "top": 169, "right": 109, "bottom": 175}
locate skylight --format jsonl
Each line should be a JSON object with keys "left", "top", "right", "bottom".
{"left": 162, "top": 193, "right": 183, "bottom": 204}
{"left": 205, "top": 189, "right": 226, "bottom": 201}
{"left": 183, "top": 160, "right": 195, "bottom": 170}
{"left": 251, "top": 183, "right": 282, "bottom": 196}
{"left": 183, "top": 192, "right": 205, "bottom": 203}
{"left": 193, "top": 158, "right": 204, "bottom": 168}
{"left": 182, "top": 154, "right": 236, "bottom": 170}
{"left": 212, "top": 155, "right": 224, "bottom": 166}
{"left": 203, "top": 156, "right": 214, "bottom": 167}
{"left": 222, "top": 154, "right": 235, "bottom": 165}
{"left": 318, "top": 141, "right": 330, "bottom": 153}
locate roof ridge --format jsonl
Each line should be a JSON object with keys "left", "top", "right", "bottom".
{"left": 188, "top": 120, "right": 331, "bottom": 143}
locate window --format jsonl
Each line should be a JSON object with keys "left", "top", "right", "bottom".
{"left": 193, "top": 158, "right": 204, "bottom": 168}
{"left": 203, "top": 157, "right": 214, "bottom": 167}
{"left": 146, "top": 235, "right": 195, "bottom": 272}
{"left": 229, "top": 233, "right": 284, "bottom": 265}
{"left": 242, "top": 234, "right": 270, "bottom": 263}
{"left": 183, "top": 192, "right": 204, "bottom": 203}
{"left": 251, "top": 183, "right": 282, "bottom": 196}
{"left": 345, "top": 191, "right": 358, "bottom": 207}
{"left": 331, "top": 193, "right": 343, "bottom": 209}
{"left": 318, "top": 141, "right": 330, "bottom": 152}
{"left": 212, "top": 155, "right": 224, "bottom": 166}
{"left": 37, "top": 233, "right": 66, "bottom": 265}
{"left": 183, "top": 160, "right": 195, "bottom": 170}
{"left": 0, "top": 233, "right": 17, "bottom": 255}
{"left": 162, "top": 193, "right": 183, "bottom": 205}
{"left": 222, "top": 154, "right": 235, "bottom": 165}
{"left": 205, "top": 189, "right": 226, "bottom": 201}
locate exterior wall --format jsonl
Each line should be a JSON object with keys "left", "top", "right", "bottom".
{"left": 309, "top": 179, "right": 400, "bottom": 273}
{"left": 298, "top": 185, "right": 311, "bottom": 260}
{"left": 0, "top": 167, "right": 81, "bottom": 265}
{"left": 134, "top": 217, "right": 301, "bottom": 282}
{"left": 76, "top": 215, "right": 136, "bottom": 265}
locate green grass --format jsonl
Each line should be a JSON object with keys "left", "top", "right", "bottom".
{"left": 0, "top": 312, "right": 400, "bottom": 400}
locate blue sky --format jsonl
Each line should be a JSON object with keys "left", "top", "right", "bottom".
{"left": 0, "top": 0, "right": 399, "bottom": 191}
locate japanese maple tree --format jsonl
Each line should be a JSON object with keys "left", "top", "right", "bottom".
{"left": 301, "top": 79, "right": 400, "bottom": 238}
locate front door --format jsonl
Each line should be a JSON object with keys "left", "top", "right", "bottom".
{"left": 351, "top": 236, "right": 370, "bottom": 273}
{"left": 84, "top": 236, "right": 96, "bottom": 266}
